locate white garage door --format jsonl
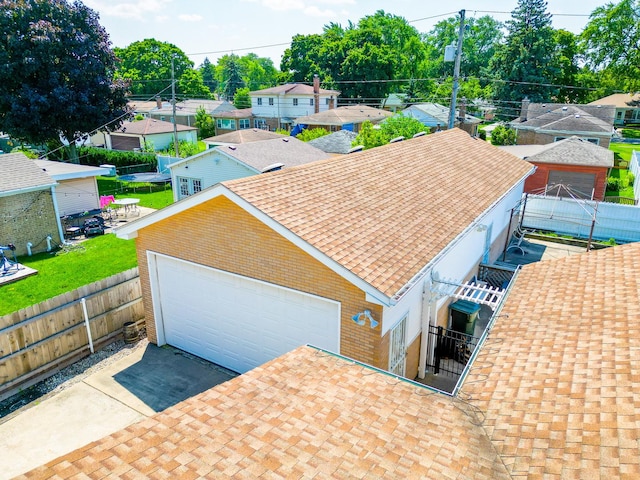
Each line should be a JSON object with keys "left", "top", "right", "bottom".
{"left": 150, "top": 254, "right": 341, "bottom": 374}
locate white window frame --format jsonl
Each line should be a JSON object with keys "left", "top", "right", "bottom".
{"left": 177, "top": 177, "right": 203, "bottom": 198}
{"left": 255, "top": 119, "right": 267, "bottom": 129}
{"left": 310, "top": 98, "right": 314, "bottom": 106}
{"left": 216, "top": 118, "right": 236, "bottom": 130}
{"left": 257, "top": 98, "right": 263, "bottom": 106}
{"left": 293, "top": 98, "right": 298, "bottom": 106}
{"left": 268, "top": 98, "right": 274, "bottom": 106}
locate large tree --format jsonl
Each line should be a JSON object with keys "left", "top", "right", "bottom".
{"left": 490, "top": 0, "right": 558, "bottom": 112}
{"left": 581, "top": 0, "right": 640, "bottom": 93}
{"left": 0, "top": 0, "right": 128, "bottom": 162}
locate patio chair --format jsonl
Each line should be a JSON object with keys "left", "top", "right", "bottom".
{"left": 506, "top": 224, "right": 532, "bottom": 255}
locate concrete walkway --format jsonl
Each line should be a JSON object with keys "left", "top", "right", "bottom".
{"left": 0, "top": 343, "right": 237, "bottom": 479}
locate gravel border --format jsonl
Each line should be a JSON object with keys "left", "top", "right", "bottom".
{"left": 0, "top": 334, "right": 149, "bottom": 422}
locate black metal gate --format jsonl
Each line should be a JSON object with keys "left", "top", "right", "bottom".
{"left": 426, "top": 325, "right": 480, "bottom": 377}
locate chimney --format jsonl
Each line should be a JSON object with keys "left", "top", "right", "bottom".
{"left": 520, "top": 97, "right": 530, "bottom": 122}
{"left": 156, "top": 96, "right": 162, "bottom": 109}
{"left": 313, "top": 74, "right": 320, "bottom": 114}
{"left": 459, "top": 97, "right": 467, "bottom": 123}
{"left": 329, "top": 96, "right": 335, "bottom": 110}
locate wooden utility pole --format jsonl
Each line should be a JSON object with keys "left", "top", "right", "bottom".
{"left": 448, "top": 9, "right": 466, "bottom": 130}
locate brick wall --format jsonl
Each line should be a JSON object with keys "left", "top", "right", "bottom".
{"left": 135, "top": 196, "right": 387, "bottom": 369}
{"left": 0, "top": 190, "right": 61, "bottom": 256}
{"left": 524, "top": 164, "right": 609, "bottom": 200}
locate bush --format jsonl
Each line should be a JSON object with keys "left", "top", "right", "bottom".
{"left": 297, "top": 128, "right": 330, "bottom": 142}
{"left": 606, "top": 177, "right": 621, "bottom": 191}
{"left": 628, "top": 172, "right": 635, "bottom": 187}
{"left": 78, "top": 146, "right": 156, "bottom": 170}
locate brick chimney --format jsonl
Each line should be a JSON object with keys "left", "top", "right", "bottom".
{"left": 155, "top": 96, "right": 163, "bottom": 109}
{"left": 313, "top": 74, "right": 320, "bottom": 114}
{"left": 520, "top": 97, "right": 530, "bottom": 122}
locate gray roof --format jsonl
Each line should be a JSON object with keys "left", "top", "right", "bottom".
{"left": 512, "top": 104, "right": 615, "bottom": 134}
{"left": 217, "top": 137, "right": 331, "bottom": 172}
{"left": 152, "top": 99, "right": 237, "bottom": 117}
{"left": 203, "top": 129, "right": 286, "bottom": 145}
{"left": 0, "top": 153, "right": 56, "bottom": 195}
{"left": 308, "top": 130, "right": 358, "bottom": 154}
{"left": 294, "top": 105, "right": 392, "bottom": 126}
{"left": 500, "top": 136, "right": 614, "bottom": 167}
{"left": 34, "top": 160, "right": 110, "bottom": 180}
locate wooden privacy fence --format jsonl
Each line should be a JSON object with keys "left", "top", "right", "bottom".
{"left": 0, "top": 268, "right": 144, "bottom": 401}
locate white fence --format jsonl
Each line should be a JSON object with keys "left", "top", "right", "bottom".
{"left": 521, "top": 194, "right": 640, "bottom": 243}
{"left": 631, "top": 151, "right": 640, "bottom": 201}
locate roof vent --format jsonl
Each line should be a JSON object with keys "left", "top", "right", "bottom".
{"left": 575, "top": 114, "right": 580, "bottom": 118}
{"left": 389, "top": 136, "right": 404, "bottom": 143}
{"left": 412, "top": 131, "right": 427, "bottom": 138}
{"left": 282, "top": 138, "right": 289, "bottom": 142}
{"left": 348, "top": 145, "right": 364, "bottom": 154}
{"left": 228, "top": 145, "right": 236, "bottom": 150}
{"left": 562, "top": 106, "right": 568, "bottom": 111}
{"left": 261, "top": 162, "right": 284, "bottom": 173}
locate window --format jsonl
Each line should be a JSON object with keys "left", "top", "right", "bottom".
{"left": 268, "top": 98, "right": 274, "bottom": 106}
{"left": 178, "top": 177, "right": 203, "bottom": 199}
{"left": 310, "top": 99, "right": 314, "bottom": 106}
{"left": 325, "top": 98, "right": 330, "bottom": 105}
{"left": 255, "top": 119, "right": 267, "bottom": 129}
{"left": 239, "top": 119, "right": 250, "bottom": 129}
{"left": 257, "top": 98, "right": 263, "bottom": 106}
{"left": 293, "top": 98, "right": 298, "bottom": 106}
{"left": 216, "top": 118, "right": 236, "bottom": 129}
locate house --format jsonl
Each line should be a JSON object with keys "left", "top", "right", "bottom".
{"left": 202, "top": 128, "right": 286, "bottom": 148}
{"left": 381, "top": 93, "right": 408, "bottom": 112}
{"left": 499, "top": 136, "right": 614, "bottom": 200}
{"left": 0, "top": 153, "right": 62, "bottom": 256}
{"left": 458, "top": 241, "right": 640, "bottom": 478}
{"left": 588, "top": 92, "right": 640, "bottom": 126}
{"left": 249, "top": 76, "right": 340, "bottom": 131}
{"left": 401, "top": 102, "right": 482, "bottom": 136}
{"left": 212, "top": 108, "right": 253, "bottom": 135}
{"left": 168, "top": 136, "right": 330, "bottom": 201}
{"left": 19, "top": 345, "right": 512, "bottom": 479}
{"left": 510, "top": 99, "right": 616, "bottom": 147}
{"left": 34, "top": 160, "right": 111, "bottom": 217}
{"left": 105, "top": 118, "right": 197, "bottom": 151}
{"left": 148, "top": 99, "right": 237, "bottom": 127}
{"left": 293, "top": 105, "right": 393, "bottom": 133}
{"left": 307, "top": 129, "right": 358, "bottom": 154}
{"left": 116, "top": 129, "right": 533, "bottom": 378}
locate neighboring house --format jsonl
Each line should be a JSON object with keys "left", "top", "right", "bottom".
{"left": 127, "top": 99, "right": 170, "bottom": 118}
{"left": 250, "top": 76, "right": 340, "bottom": 131}
{"left": 213, "top": 108, "right": 253, "bottom": 135}
{"left": 500, "top": 136, "right": 614, "bottom": 200}
{"left": 588, "top": 92, "right": 640, "bottom": 126}
{"left": 308, "top": 130, "right": 358, "bottom": 154}
{"left": 401, "top": 102, "right": 481, "bottom": 136}
{"left": 116, "top": 129, "right": 533, "bottom": 379}
{"left": 105, "top": 118, "right": 197, "bottom": 151}
{"left": 0, "top": 153, "right": 63, "bottom": 256}
{"left": 202, "top": 129, "right": 286, "bottom": 148}
{"left": 381, "top": 93, "right": 408, "bottom": 112}
{"left": 510, "top": 99, "right": 616, "bottom": 147}
{"left": 459, "top": 241, "right": 640, "bottom": 479}
{"left": 293, "top": 105, "right": 393, "bottom": 133}
{"left": 34, "top": 160, "right": 111, "bottom": 216}
{"left": 148, "top": 99, "right": 237, "bottom": 127}
{"left": 168, "top": 137, "right": 330, "bottom": 201}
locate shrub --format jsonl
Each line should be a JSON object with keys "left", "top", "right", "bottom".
{"left": 297, "top": 128, "right": 330, "bottom": 142}
{"left": 628, "top": 172, "right": 635, "bottom": 187}
{"left": 76, "top": 146, "right": 156, "bottom": 169}
{"left": 606, "top": 177, "right": 621, "bottom": 191}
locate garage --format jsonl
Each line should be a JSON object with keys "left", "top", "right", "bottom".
{"left": 149, "top": 254, "right": 341, "bottom": 374}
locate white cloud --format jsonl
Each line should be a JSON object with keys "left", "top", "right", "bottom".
{"left": 241, "top": 0, "right": 353, "bottom": 13}
{"left": 178, "top": 14, "right": 203, "bottom": 22}
{"left": 303, "top": 6, "right": 338, "bottom": 18}
{"left": 83, "top": 0, "right": 174, "bottom": 21}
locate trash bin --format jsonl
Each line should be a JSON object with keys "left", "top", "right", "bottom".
{"left": 449, "top": 300, "right": 480, "bottom": 336}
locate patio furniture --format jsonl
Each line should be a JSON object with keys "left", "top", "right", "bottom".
{"left": 112, "top": 198, "right": 140, "bottom": 218}
{"left": 506, "top": 224, "right": 532, "bottom": 255}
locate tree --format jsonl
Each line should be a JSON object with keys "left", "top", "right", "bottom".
{"left": 195, "top": 106, "right": 215, "bottom": 139}
{"left": 178, "top": 69, "right": 212, "bottom": 98}
{"left": 296, "top": 128, "right": 329, "bottom": 142}
{"left": 199, "top": 57, "right": 218, "bottom": 94}
{"left": 490, "top": 0, "right": 558, "bottom": 110}
{"left": 233, "top": 87, "right": 251, "bottom": 109}
{"left": 0, "top": 0, "right": 128, "bottom": 163}
{"left": 581, "top": 0, "right": 640, "bottom": 93}
{"left": 218, "top": 55, "right": 246, "bottom": 101}
{"left": 114, "top": 39, "right": 193, "bottom": 97}
{"left": 490, "top": 124, "right": 517, "bottom": 145}
{"left": 353, "top": 115, "right": 427, "bottom": 150}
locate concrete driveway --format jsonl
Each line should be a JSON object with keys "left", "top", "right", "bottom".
{"left": 0, "top": 343, "right": 237, "bottom": 479}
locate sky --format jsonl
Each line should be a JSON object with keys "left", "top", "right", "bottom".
{"left": 83, "top": 0, "right": 609, "bottom": 68}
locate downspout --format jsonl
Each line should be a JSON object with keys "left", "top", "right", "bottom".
{"left": 418, "top": 280, "right": 435, "bottom": 379}
{"left": 50, "top": 185, "right": 65, "bottom": 245}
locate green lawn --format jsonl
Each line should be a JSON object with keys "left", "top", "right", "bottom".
{"left": 610, "top": 143, "right": 637, "bottom": 163}
{"left": 0, "top": 234, "right": 138, "bottom": 316}
{"left": 97, "top": 177, "right": 174, "bottom": 210}
{"left": 606, "top": 143, "right": 638, "bottom": 199}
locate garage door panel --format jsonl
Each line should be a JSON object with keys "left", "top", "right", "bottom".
{"left": 153, "top": 255, "right": 340, "bottom": 374}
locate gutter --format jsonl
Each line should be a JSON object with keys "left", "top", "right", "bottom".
{"left": 0, "top": 183, "right": 57, "bottom": 198}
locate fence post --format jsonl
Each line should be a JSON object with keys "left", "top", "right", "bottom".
{"left": 434, "top": 326, "right": 443, "bottom": 375}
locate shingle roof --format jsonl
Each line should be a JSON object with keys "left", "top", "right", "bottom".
{"left": 224, "top": 129, "right": 533, "bottom": 297}
{"left": 501, "top": 136, "right": 614, "bottom": 167}
{"left": 308, "top": 129, "right": 358, "bottom": 154}
{"left": 115, "top": 118, "right": 197, "bottom": 135}
{"left": 0, "top": 153, "right": 55, "bottom": 195}
{"left": 588, "top": 92, "right": 640, "bottom": 108}
{"left": 219, "top": 136, "right": 330, "bottom": 171}
{"left": 34, "top": 160, "right": 110, "bottom": 180}
{"left": 460, "top": 242, "right": 640, "bottom": 479}
{"left": 19, "top": 346, "right": 510, "bottom": 480}
{"left": 294, "top": 105, "right": 393, "bottom": 126}
{"left": 203, "top": 128, "right": 286, "bottom": 145}
{"left": 250, "top": 83, "right": 340, "bottom": 96}
{"left": 512, "top": 104, "right": 615, "bottom": 133}
{"left": 152, "top": 99, "right": 237, "bottom": 116}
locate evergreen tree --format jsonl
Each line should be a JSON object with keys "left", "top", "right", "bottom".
{"left": 199, "top": 57, "right": 218, "bottom": 95}
{"left": 490, "top": 0, "right": 558, "bottom": 114}
{"left": 222, "top": 57, "right": 245, "bottom": 101}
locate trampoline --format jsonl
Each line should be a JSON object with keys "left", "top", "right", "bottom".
{"left": 117, "top": 172, "right": 171, "bottom": 183}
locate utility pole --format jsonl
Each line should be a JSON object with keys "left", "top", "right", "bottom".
{"left": 171, "top": 56, "right": 179, "bottom": 158}
{"left": 448, "top": 9, "right": 466, "bottom": 130}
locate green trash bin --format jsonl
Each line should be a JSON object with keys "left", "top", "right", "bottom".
{"left": 449, "top": 300, "right": 480, "bottom": 336}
